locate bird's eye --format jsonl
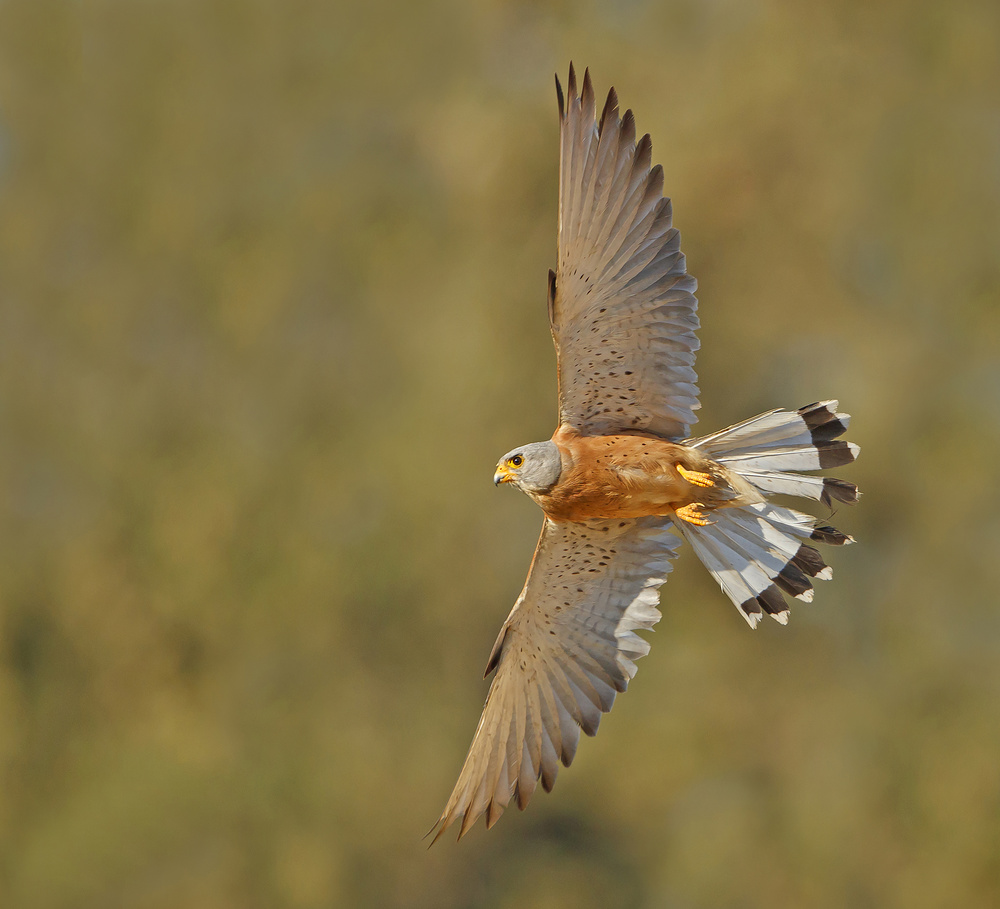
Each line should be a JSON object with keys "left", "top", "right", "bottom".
{"left": 509, "top": 455, "right": 524, "bottom": 467}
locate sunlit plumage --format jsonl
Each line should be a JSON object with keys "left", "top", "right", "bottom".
{"left": 430, "top": 65, "right": 859, "bottom": 844}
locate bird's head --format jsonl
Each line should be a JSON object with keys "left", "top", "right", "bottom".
{"left": 493, "top": 441, "right": 562, "bottom": 494}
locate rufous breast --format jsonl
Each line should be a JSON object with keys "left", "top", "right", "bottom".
{"left": 532, "top": 426, "right": 741, "bottom": 522}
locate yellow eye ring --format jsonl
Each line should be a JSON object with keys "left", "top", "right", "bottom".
{"left": 509, "top": 455, "right": 524, "bottom": 467}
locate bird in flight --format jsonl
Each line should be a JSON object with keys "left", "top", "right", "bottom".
{"left": 430, "top": 65, "right": 859, "bottom": 843}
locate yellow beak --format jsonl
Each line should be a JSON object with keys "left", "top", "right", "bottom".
{"left": 494, "top": 465, "right": 514, "bottom": 486}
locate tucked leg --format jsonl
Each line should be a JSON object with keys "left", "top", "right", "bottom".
{"left": 678, "top": 465, "right": 714, "bottom": 488}
{"left": 675, "top": 502, "right": 713, "bottom": 526}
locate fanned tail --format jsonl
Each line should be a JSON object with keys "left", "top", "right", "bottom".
{"left": 680, "top": 401, "right": 859, "bottom": 627}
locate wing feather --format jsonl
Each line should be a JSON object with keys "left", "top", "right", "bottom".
{"left": 550, "top": 67, "right": 700, "bottom": 441}
{"left": 429, "top": 515, "right": 680, "bottom": 842}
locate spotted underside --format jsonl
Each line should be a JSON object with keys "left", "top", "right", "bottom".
{"left": 550, "top": 66, "right": 699, "bottom": 441}
{"left": 431, "top": 516, "right": 679, "bottom": 841}
{"left": 431, "top": 67, "right": 860, "bottom": 844}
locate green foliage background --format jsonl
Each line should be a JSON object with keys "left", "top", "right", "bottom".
{"left": 1, "top": 1, "right": 999, "bottom": 906}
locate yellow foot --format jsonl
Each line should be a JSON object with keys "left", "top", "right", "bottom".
{"left": 675, "top": 502, "right": 714, "bottom": 526}
{"left": 678, "top": 465, "right": 714, "bottom": 488}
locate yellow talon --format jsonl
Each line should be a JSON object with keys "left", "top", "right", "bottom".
{"left": 675, "top": 502, "right": 714, "bottom": 526}
{"left": 678, "top": 465, "right": 714, "bottom": 488}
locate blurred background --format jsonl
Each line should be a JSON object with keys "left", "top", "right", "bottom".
{"left": 1, "top": 0, "right": 999, "bottom": 906}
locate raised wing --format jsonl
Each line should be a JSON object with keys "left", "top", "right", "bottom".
{"left": 430, "top": 516, "right": 680, "bottom": 843}
{"left": 550, "top": 64, "right": 700, "bottom": 441}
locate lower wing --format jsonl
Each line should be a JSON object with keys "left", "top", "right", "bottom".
{"left": 430, "top": 515, "right": 680, "bottom": 843}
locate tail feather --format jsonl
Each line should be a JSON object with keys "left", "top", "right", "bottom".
{"left": 738, "top": 471, "right": 859, "bottom": 506}
{"left": 690, "top": 401, "right": 845, "bottom": 450}
{"left": 692, "top": 400, "right": 859, "bottom": 504}
{"left": 692, "top": 400, "right": 859, "bottom": 471}
{"left": 678, "top": 516, "right": 791, "bottom": 626}
{"left": 680, "top": 402, "right": 859, "bottom": 626}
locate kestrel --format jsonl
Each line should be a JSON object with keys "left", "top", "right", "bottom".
{"left": 430, "top": 66, "right": 859, "bottom": 843}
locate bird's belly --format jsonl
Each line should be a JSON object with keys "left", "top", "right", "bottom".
{"left": 537, "top": 464, "right": 694, "bottom": 522}
{"left": 533, "top": 431, "right": 734, "bottom": 522}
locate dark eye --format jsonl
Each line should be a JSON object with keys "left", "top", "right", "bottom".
{"left": 510, "top": 455, "right": 524, "bottom": 467}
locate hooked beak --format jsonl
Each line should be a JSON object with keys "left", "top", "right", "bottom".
{"left": 494, "top": 465, "right": 514, "bottom": 487}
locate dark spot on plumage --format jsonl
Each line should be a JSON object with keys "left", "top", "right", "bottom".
{"left": 811, "top": 418, "right": 848, "bottom": 442}
{"left": 757, "top": 584, "right": 788, "bottom": 616}
{"left": 822, "top": 478, "right": 859, "bottom": 507}
{"left": 799, "top": 402, "right": 848, "bottom": 440}
{"left": 811, "top": 524, "right": 853, "bottom": 545}
{"left": 791, "top": 544, "right": 829, "bottom": 577}
{"left": 817, "top": 440, "right": 856, "bottom": 469}
{"left": 798, "top": 402, "right": 830, "bottom": 422}
{"left": 775, "top": 561, "right": 813, "bottom": 598}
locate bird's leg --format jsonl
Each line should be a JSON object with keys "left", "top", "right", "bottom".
{"left": 675, "top": 502, "right": 714, "bottom": 526}
{"left": 677, "top": 465, "right": 714, "bottom": 488}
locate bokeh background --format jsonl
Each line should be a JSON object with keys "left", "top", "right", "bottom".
{"left": 2, "top": 0, "right": 999, "bottom": 906}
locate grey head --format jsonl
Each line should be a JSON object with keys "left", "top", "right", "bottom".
{"left": 493, "top": 440, "right": 562, "bottom": 494}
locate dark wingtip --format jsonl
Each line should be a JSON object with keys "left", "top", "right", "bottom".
{"left": 646, "top": 162, "right": 664, "bottom": 197}
{"left": 484, "top": 625, "right": 509, "bottom": 678}
{"left": 621, "top": 108, "right": 635, "bottom": 139}
{"left": 599, "top": 86, "right": 618, "bottom": 132}
{"left": 424, "top": 817, "right": 449, "bottom": 848}
{"left": 630, "top": 133, "right": 653, "bottom": 177}
{"left": 555, "top": 72, "right": 564, "bottom": 118}
{"left": 567, "top": 62, "right": 577, "bottom": 100}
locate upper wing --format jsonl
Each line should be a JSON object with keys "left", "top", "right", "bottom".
{"left": 550, "top": 65, "right": 700, "bottom": 441}
{"left": 430, "top": 515, "right": 680, "bottom": 843}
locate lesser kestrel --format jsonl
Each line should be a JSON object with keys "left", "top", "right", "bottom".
{"left": 431, "top": 65, "right": 859, "bottom": 843}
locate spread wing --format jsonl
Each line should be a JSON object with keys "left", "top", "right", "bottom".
{"left": 550, "top": 64, "right": 700, "bottom": 441}
{"left": 430, "top": 516, "right": 680, "bottom": 843}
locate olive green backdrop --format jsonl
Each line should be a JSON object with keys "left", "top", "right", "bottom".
{"left": 1, "top": 1, "right": 999, "bottom": 907}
